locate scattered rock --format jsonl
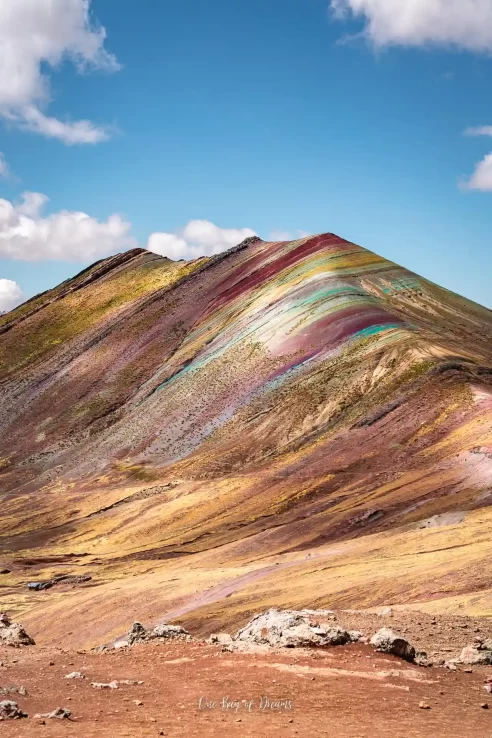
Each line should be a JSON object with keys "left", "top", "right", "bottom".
{"left": 480, "top": 702, "right": 489, "bottom": 709}
{"left": 459, "top": 641, "right": 492, "bottom": 665}
{"left": 370, "top": 629, "right": 416, "bottom": 662}
{"left": 118, "top": 680, "right": 144, "bottom": 686}
{"left": 91, "top": 680, "right": 119, "bottom": 689}
{"left": 0, "top": 700, "right": 28, "bottom": 720}
{"left": 348, "top": 631, "right": 364, "bottom": 643}
{"left": 207, "top": 633, "right": 233, "bottom": 645}
{"left": 0, "top": 613, "right": 35, "bottom": 647}
{"left": 234, "top": 609, "right": 356, "bottom": 648}
{"left": 376, "top": 607, "right": 393, "bottom": 616}
{"left": 34, "top": 707, "right": 71, "bottom": 719}
{"left": 418, "top": 701, "right": 431, "bottom": 710}
{"left": 65, "top": 671, "right": 84, "bottom": 679}
{"left": 28, "top": 575, "right": 92, "bottom": 591}
{"left": 27, "top": 581, "right": 52, "bottom": 591}
{"left": 414, "top": 652, "right": 432, "bottom": 667}
{"left": 0, "top": 686, "right": 27, "bottom": 696}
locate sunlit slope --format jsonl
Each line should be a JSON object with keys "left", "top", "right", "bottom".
{"left": 1, "top": 233, "right": 492, "bottom": 642}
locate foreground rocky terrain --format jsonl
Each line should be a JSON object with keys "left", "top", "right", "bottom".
{"left": 0, "top": 608, "right": 491, "bottom": 737}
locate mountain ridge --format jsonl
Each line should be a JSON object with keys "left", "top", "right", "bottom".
{"left": 0, "top": 232, "right": 491, "bottom": 647}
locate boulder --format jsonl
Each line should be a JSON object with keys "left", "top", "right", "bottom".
{"left": 126, "top": 621, "right": 189, "bottom": 645}
{"left": 370, "top": 628, "right": 416, "bottom": 662}
{"left": 0, "top": 700, "right": 28, "bottom": 720}
{"left": 460, "top": 644, "right": 492, "bottom": 665}
{"left": 234, "top": 609, "right": 357, "bottom": 648}
{"left": 0, "top": 614, "right": 35, "bottom": 647}
{"left": 151, "top": 623, "right": 188, "bottom": 640}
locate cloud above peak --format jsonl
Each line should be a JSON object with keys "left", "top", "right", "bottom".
{"left": 0, "top": 191, "right": 136, "bottom": 261}
{"left": 147, "top": 220, "right": 258, "bottom": 261}
{"left": 331, "top": 0, "right": 492, "bottom": 53}
{"left": 0, "top": 279, "right": 23, "bottom": 312}
{"left": 0, "top": 0, "right": 119, "bottom": 144}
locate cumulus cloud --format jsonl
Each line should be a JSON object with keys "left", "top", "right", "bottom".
{"left": 0, "top": 191, "right": 136, "bottom": 261}
{"left": 0, "top": 278, "right": 23, "bottom": 312}
{"left": 147, "top": 220, "right": 258, "bottom": 261}
{"left": 330, "top": 0, "right": 492, "bottom": 52}
{"left": 463, "top": 154, "right": 492, "bottom": 191}
{"left": 462, "top": 125, "right": 492, "bottom": 191}
{"left": 0, "top": 0, "right": 119, "bottom": 144}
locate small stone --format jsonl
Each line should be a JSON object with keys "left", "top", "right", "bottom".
{"left": 65, "top": 671, "right": 84, "bottom": 679}
{"left": 419, "top": 701, "right": 431, "bottom": 710}
{"left": 133, "top": 700, "right": 143, "bottom": 706}
{"left": 480, "top": 703, "right": 488, "bottom": 709}
{"left": 33, "top": 707, "right": 71, "bottom": 720}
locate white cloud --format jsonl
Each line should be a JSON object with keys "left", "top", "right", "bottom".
{"left": 0, "top": 153, "right": 10, "bottom": 178}
{"left": 462, "top": 125, "right": 492, "bottom": 191}
{"left": 463, "top": 153, "right": 492, "bottom": 191}
{"left": 0, "top": 0, "right": 119, "bottom": 144}
{"left": 0, "top": 191, "right": 136, "bottom": 261}
{"left": 147, "top": 220, "right": 258, "bottom": 261}
{"left": 465, "top": 125, "right": 492, "bottom": 138}
{"left": 0, "top": 278, "right": 23, "bottom": 312}
{"left": 330, "top": 0, "right": 492, "bottom": 52}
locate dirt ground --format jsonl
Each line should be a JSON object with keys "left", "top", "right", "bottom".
{"left": 1, "top": 630, "right": 491, "bottom": 738}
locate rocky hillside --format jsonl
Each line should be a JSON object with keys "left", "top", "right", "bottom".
{"left": 0, "top": 233, "right": 491, "bottom": 647}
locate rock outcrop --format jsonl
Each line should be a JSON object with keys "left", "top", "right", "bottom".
{"left": 234, "top": 609, "right": 361, "bottom": 648}
{"left": 124, "top": 621, "right": 190, "bottom": 646}
{"left": 0, "top": 613, "right": 35, "bottom": 647}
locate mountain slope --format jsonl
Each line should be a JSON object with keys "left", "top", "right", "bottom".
{"left": 1, "top": 233, "right": 491, "bottom": 646}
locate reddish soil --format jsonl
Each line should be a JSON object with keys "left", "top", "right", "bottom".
{"left": 1, "top": 639, "right": 491, "bottom": 737}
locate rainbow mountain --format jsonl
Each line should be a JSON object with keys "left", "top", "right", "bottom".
{"left": 0, "top": 233, "right": 491, "bottom": 647}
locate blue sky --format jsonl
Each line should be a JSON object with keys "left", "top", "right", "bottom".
{"left": 0, "top": 0, "right": 492, "bottom": 309}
